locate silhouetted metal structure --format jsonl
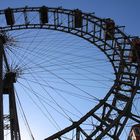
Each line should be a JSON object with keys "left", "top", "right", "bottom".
{"left": 0, "top": 34, "right": 21, "bottom": 140}
{"left": 3, "top": 72, "right": 21, "bottom": 140}
{"left": 0, "top": 6, "right": 139, "bottom": 140}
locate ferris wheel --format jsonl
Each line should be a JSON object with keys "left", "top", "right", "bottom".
{"left": 0, "top": 6, "right": 140, "bottom": 140}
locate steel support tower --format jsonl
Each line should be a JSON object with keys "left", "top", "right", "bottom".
{"left": 0, "top": 35, "right": 21, "bottom": 140}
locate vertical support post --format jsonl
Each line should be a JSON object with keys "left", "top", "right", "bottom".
{"left": 76, "top": 127, "right": 80, "bottom": 140}
{"left": 0, "top": 36, "right": 4, "bottom": 140}
{"left": 0, "top": 34, "right": 21, "bottom": 140}
{"left": 3, "top": 71, "right": 21, "bottom": 140}
{"left": 10, "top": 84, "right": 21, "bottom": 140}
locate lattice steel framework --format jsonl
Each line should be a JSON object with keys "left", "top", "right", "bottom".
{"left": 0, "top": 6, "right": 139, "bottom": 140}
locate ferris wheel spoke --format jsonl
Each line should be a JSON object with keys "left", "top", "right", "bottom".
{"left": 41, "top": 68, "right": 100, "bottom": 101}
{"left": 15, "top": 53, "right": 113, "bottom": 91}
{"left": 24, "top": 58, "right": 100, "bottom": 101}
{"left": 10, "top": 44, "right": 107, "bottom": 69}
{"left": 20, "top": 77, "right": 97, "bottom": 103}
{"left": 26, "top": 69, "right": 74, "bottom": 122}
{"left": 9, "top": 41, "right": 113, "bottom": 79}
{"left": 17, "top": 80, "right": 62, "bottom": 131}
{"left": 18, "top": 80, "right": 83, "bottom": 121}
{"left": 15, "top": 89, "right": 35, "bottom": 140}
{"left": 22, "top": 65, "right": 97, "bottom": 101}
{"left": 30, "top": 71, "right": 84, "bottom": 117}
{"left": 46, "top": 58, "right": 114, "bottom": 82}
{"left": 17, "top": 30, "right": 42, "bottom": 66}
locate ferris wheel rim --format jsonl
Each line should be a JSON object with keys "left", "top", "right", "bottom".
{"left": 0, "top": 6, "right": 140, "bottom": 139}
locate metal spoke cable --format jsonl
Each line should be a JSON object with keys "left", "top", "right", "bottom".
{"left": 13, "top": 30, "right": 108, "bottom": 64}
{"left": 46, "top": 48, "right": 109, "bottom": 65}
{"left": 18, "top": 54, "right": 112, "bottom": 79}
{"left": 17, "top": 81, "right": 61, "bottom": 131}
{"left": 10, "top": 49, "right": 101, "bottom": 101}
{"left": 19, "top": 77, "right": 95, "bottom": 102}
{"left": 35, "top": 65, "right": 100, "bottom": 101}
{"left": 46, "top": 61, "right": 112, "bottom": 79}
{"left": 9, "top": 38, "right": 112, "bottom": 83}
{"left": 27, "top": 69, "right": 74, "bottom": 122}
{"left": 15, "top": 30, "right": 41, "bottom": 67}
{"left": 17, "top": 80, "right": 81, "bottom": 120}
{"left": 13, "top": 41, "right": 106, "bottom": 65}
{"left": 22, "top": 72, "right": 111, "bottom": 83}
{"left": 47, "top": 58, "right": 113, "bottom": 86}
{"left": 19, "top": 65, "right": 81, "bottom": 121}
{"left": 25, "top": 79, "right": 62, "bottom": 130}
{"left": 7, "top": 53, "right": 98, "bottom": 104}
{"left": 16, "top": 54, "right": 101, "bottom": 101}
{"left": 14, "top": 31, "right": 71, "bottom": 65}
{"left": 15, "top": 89, "right": 35, "bottom": 140}
{"left": 33, "top": 72, "right": 84, "bottom": 117}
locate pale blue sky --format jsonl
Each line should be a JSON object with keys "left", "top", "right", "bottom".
{"left": 0, "top": 1, "right": 140, "bottom": 140}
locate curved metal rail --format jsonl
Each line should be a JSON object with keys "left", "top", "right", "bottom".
{"left": 0, "top": 6, "right": 139, "bottom": 140}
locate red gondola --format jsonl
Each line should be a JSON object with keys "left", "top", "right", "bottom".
{"left": 39, "top": 6, "right": 48, "bottom": 24}
{"left": 128, "top": 124, "right": 140, "bottom": 140}
{"left": 74, "top": 9, "right": 82, "bottom": 28}
{"left": 129, "top": 38, "right": 140, "bottom": 62}
{"left": 104, "top": 19, "right": 115, "bottom": 40}
{"left": 4, "top": 8, "right": 15, "bottom": 25}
